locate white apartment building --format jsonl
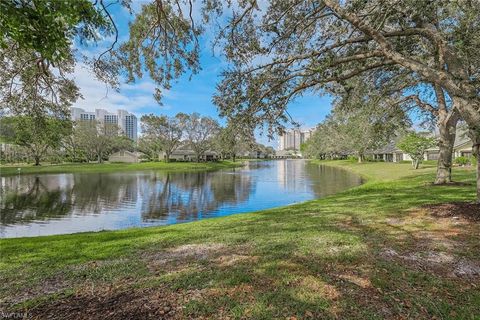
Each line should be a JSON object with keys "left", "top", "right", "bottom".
{"left": 278, "top": 128, "right": 313, "bottom": 151}
{"left": 70, "top": 107, "right": 138, "bottom": 141}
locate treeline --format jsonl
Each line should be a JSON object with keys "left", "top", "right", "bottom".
{"left": 138, "top": 112, "right": 274, "bottom": 162}
{"left": 0, "top": 116, "right": 134, "bottom": 165}
{"left": 302, "top": 82, "right": 410, "bottom": 162}
{"left": 1, "top": 0, "right": 479, "bottom": 201}
{"left": 301, "top": 79, "right": 477, "bottom": 174}
{"left": 0, "top": 113, "right": 274, "bottom": 165}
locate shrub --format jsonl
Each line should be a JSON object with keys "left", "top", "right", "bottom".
{"left": 454, "top": 156, "right": 470, "bottom": 166}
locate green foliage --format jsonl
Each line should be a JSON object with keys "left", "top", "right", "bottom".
{"left": 0, "top": 116, "right": 16, "bottom": 143}
{"left": 1, "top": 115, "right": 71, "bottom": 165}
{"left": 0, "top": 0, "right": 123, "bottom": 117}
{"left": 454, "top": 156, "right": 471, "bottom": 166}
{"left": 73, "top": 120, "right": 132, "bottom": 163}
{"left": 0, "top": 162, "right": 478, "bottom": 319}
{"left": 214, "top": 123, "right": 254, "bottom": 161}
{"left": 0, "top": 160, "right": 242, "bottom": 176}
{"left": 0, "top": 0, "right": 111, "bottom": 63}
{"left": 211, "top": 1, "right": 480, "bottom": 139}
{"left": 140, "top": 114, "right": 184, "bottom": 162}
{"left": 302, "top": 82, "right": 409, "bottom": 161}
{"left": 181, "top": 113, "right": 220, "bottom": 161}
{"left": 117, "top": 1, "right": 200, "bottom": 104}
{"left": 397, "top": 133, "right": 436, "bottom": 169}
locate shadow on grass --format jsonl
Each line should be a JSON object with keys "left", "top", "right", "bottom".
{"left": 1, "top": 167, "right": 479, "bottom": 319}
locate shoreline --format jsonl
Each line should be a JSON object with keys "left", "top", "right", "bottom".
{"left": 0, "top": 160, "right": 245, "bottom": 176}
{"left": 1, "top": 161, "right": 478, "bottom": 319}
{"left": 0, "top": 159, "right": 362, "bottom": 240}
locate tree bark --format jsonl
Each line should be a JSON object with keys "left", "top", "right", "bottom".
{"left": 452, "top": 96, "right": 480, "bottom": 202}
{"left": 413, "top": 159, "right": 420, "bottom": 169}
{"left": 34, "top": 155, "right": 40, "bottom": 166}
{"left": 435, "top": 110, "right": 459, "bottom": 184}
{"left": 476, "top": 146, "right": 480, "bottom": 204}
{"left": 471, "top": 132, "right": 480, "bottom": 204}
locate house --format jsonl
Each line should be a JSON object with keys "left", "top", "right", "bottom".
{"left": 271, "top": 149, "right": 301, "bottom": 159}
{"left": 370, "top": 142, "right": 405, "bottom": 162}
{"left": 158, "top": 149, "right": 219, "bottom": 162}
{"left": 108, "top": 151, "right": 143, "bottom": 163}
{"left": 240, "top": 150, "right": 268, "bottom": 159}
{"left": 453, "top": 130, "right": 473, "bottom": 158}
{"left": 372, "top": 127, "right": 473, "bottom": 163}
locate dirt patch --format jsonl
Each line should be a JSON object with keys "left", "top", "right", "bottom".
{"left": 336, "top": 273, "right": 372, "bottom": 289}
{"left": 429, "top": 181, "right": 474, "bottom": 187}
{"left": 142, "top": 243, "right": 227, "bottom": 269}
{"left": 423, "top": 202, "right": 480, "bottom": 222}
{"left": 2, "top": 275, "right": 71, "bottom": 306}
{"left": 142, "top": 243, "right": 258, "bottom": 273}
{"left": 380, "top": 248, "right": 480, "bottom": 278}
{"left": 215, "top": 254, "right": 258, "bottom": 267}
{"left": 23, "top": 287, "right": 185, "bottom": 320}
{"left": 296, "top": 275, "right": 340, "bottom": 300}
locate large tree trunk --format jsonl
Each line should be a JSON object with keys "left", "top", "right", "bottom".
{"left": 357, "top": 153, "right": 363, "bottom": 163}
{"left": 435, "top": 110, "right": 459, "bottom": 184}
{"left": 476, "top": 147, "right": 480, "bottom": 204}
{"left": 452, "top": 96, "right": 480, "bottom": 203}
{"left": 470, "top": 131, "right": 480, "bottom": 204}
{"left": 34, "top": 155, "right": 40, "bottom": 166}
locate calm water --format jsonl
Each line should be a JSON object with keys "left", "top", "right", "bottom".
{"left": 0, "top": 160, "right": 361, "bottom": 238}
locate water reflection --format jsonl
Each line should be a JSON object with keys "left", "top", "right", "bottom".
{"left": 0, "top": 160, "right": 361, "bottom": 238}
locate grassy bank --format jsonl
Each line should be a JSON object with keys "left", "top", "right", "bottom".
{"left": 0, "top": 161, "right": 479, "bottom": 319}
{"left": 0, "top": 160, "right": 243, "bottom": 176}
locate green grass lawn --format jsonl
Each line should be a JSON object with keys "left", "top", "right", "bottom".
{"left": 0, "top": 160, "right": 243, "bottom": 176}
{"left": 0, "top": 161, "right": 479, "bottom": 319}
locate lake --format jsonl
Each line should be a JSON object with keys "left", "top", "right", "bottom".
{"left": 0, "top": 160, "right": 362, "bottom": 238}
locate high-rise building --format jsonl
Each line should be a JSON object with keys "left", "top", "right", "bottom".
{"left": 71, "top": 107, "right": 96, "bottom": 121}
{"left": 119, "top": 110, "right": 138, "bottom": 142}
{"left": 70, "top": 107, "right": 138, "bottom": 141}
{"left": 278, "top": 128, "right": 314, "bottom": 151}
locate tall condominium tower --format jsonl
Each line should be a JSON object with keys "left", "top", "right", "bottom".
{"left": 70, "top": 107, "right": 138, "bottom": 141}
{"left": 278, "top": 128, "right": 314, "bottom": 151}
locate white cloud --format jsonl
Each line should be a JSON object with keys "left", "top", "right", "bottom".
{"left": 71, "top": 63, "right": 166, "bottom": 117}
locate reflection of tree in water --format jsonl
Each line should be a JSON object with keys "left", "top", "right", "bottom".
{"left": 1, "top": 171, "right": 253, "bottom": 226}
{"left": 210, "top": 171, "right": 254, "bottom": 205}
{"left": 140, "top": 171, "right": 253, "bottom": 221}
{"left": 0, "top": 173, "right": 140, "bottom": 224}
{"left": 275, "top": 160, "right": 361, "bottom": 198}
{"left": 1, "top": 176, "right": 72, "bottom": 224}
{"left": 0, "top": 162, "right": 356, "bottom": 228}
{"left": 70, "top": 173, "right": 138, "bottom": 214}
{"left": 303, "top": 163, "right": 362, "bottom": 198}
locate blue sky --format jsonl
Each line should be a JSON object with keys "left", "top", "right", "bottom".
{"left": 72, "top": 2, "right": 334, "bottom": 147}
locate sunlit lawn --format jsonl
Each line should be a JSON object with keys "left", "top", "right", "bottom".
{"left": 0, "top": 160, "right": 243, "bottom": 176}
{"left": 0, "top": 161, "right": 478, "bottom": 319}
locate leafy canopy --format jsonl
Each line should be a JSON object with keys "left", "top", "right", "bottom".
{"left": 0, "top": 0, "right": 112, "bottom": 64}
{"left": 397, "top": 132, "right": 436, "bottom": 166}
